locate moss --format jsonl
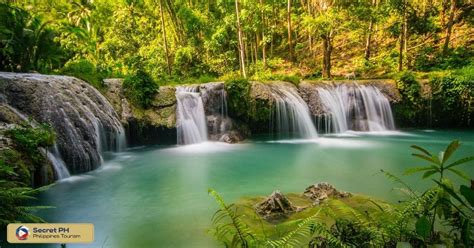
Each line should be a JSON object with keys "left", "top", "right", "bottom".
{"left": 233, "top": 193, "right": 395, "bottom": 239}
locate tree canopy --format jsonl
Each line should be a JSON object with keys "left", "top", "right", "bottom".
{"left": 0, "top": 0, "right": 472, "bottom": 82}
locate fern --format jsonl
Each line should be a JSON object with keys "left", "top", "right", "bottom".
{"left": 208, "top": 189, "right": 259, "bottom": 247}
{"left": 266, "top": 207, "right": 346, "bottom": 248}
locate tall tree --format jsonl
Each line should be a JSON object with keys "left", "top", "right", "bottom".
{"left": 235, "top": 0, "right": 247, "bottom": 78}
{"left": 442, "top": 0, "right": 456, "bottom": 53}
{"left": 159, "top": 0, "right": 171, "bottom": 75}
{"left": 287, "top": 0, "right": 294, "bottom": 61}
{"left": 260, "top": 0, "right": 267, "bottom": 67}
{"left": 364, "top": 0, "right": 377, "bottom": 60}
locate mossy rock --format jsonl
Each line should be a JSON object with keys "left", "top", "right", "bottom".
{"left": 233, "top": 193, "right": 394, "bottom": 240}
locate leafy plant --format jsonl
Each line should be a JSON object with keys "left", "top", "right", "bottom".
{"left": 61, "top": 59, "right": 105, "bottom": 89}
{"left": 6, "top": 123, "right": 55, "bottom": 165}
{"left": 225, "top": 78, "right": 251, "bottom": 120}
{"left": 208, "top": 189, "right": 258, "bottom": 248}
{"left": 403, "top": 140, "right": 474, "bottom": 246}
{"left": 123, "top": 69, "right": 159, "bottom": 109}
{"left": 0, "top": 155, "right": 50, "bottom": 228}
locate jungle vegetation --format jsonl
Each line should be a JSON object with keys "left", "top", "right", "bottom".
{"left": 0, "top": 0, "right": 472, "bottom": 83}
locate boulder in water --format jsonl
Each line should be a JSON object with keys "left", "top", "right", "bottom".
{"left": 256, "top": 190, "right": 297, "bottom": 220}
{"left": 303, "top": 182, "right": 351, "bottom": 204}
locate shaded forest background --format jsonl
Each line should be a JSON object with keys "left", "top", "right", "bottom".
{"left": 0, "top": 0, "right": 473, "bottom": 85}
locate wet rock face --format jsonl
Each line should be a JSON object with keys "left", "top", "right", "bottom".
{"left": 104, "top": 79, "right": 177, "bottom": 146}
{"left": 256, "top": 190, "right": 297, "bottom": 220}
{"left": 0, "top": 73, "right": 125, "bottom": 173}
{"left": 303, "top": 182, "right": 351, "bottom": 204}
{"left": 299, "top": 82, "right": 330, "bottom": 116}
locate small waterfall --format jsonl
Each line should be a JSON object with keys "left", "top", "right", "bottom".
{"left": 268, "top": 83, "right": 318, "bottom": 139}
{"left": 47, "top": 145, "right": 70, "bottom": 180}
{"left": 176, "top": 86, "right": 208, "bottom": 144}
{"left": 200, "top": 83, "right": 232, "bottom": 138}
{"left": 316, "top": 84, "right": 395, "bottom": 133}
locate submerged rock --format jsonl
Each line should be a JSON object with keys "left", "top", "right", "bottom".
{"left": 0, "top": 73, "right": 126, "bottom": 173}
{"left": 256, "top": 190, "right": 297, "bottom": 220}
{"left": 303, "top": 182, "right": 351, "bottom": 204}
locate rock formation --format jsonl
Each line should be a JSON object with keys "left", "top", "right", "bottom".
{"left": 303, "top": 182, "right": 351, "bottom": 205}
{"left": 256, "top": 190, "right": 297, "bottom": 220}
{"left": 0, "top": 73, "right": 126, "bottom": 173}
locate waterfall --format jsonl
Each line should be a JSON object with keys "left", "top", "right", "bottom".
{"left": 268, "top": 83, "right": 318, "bottom": 139}
{"left": 0, "top": 72, "right": 127, "bottom": 173}
{"left": 47, "top": 145, "right": 71, "bottom": 180}
{"left": 316, "top": 84, "right": 395, "bottom": 133}
{"left": 176, "top": 86, "right": 208, "bottom": 144}
{"left": 199, "top": 83, "right": 232, "bottom": 138}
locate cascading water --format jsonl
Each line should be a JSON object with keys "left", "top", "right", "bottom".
{"left": 176, "top": 86, "right": 208, "bottom": 144}
{"left": 47, "top": 145, "right": 71, "bottom": 180}
{"left": 267, "top": 83, "right": 318, "bottom": 139}
{"left": 0, "top": 72, "right": 127, "bottom": 173}
{"left": 316, "top": 84, "right": 395, "bottom": 133}
{"left": 199, "top": 83, "right": 232, "bottom": 138}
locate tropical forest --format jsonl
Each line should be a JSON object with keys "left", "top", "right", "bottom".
{"left": 0, "top": 0, "right": 473, "bottom": 247}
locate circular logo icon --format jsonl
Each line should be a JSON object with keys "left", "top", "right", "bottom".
{"left": 16, "top": 225, "right": 29, "bottom": 240}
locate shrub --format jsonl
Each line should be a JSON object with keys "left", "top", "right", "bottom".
{"left": 6, "top": 123, "right": 55, "bottom": 163}
{"left": 123, "top": 69, "right": 159, "bottom": 109}
{"left": 61, "top": 59, "right": 105, "bottom": 89}
{"left": 429, "top": 64, "right": 474, "bottom": 127}
{"left": 414, "top": 46, "right": 474, "bottom": 72}
{"left": 225, "top": 78, "right": 251, "bottom": 120}
{"left": 394, "top": 71, "right": 426, "bottom": 126}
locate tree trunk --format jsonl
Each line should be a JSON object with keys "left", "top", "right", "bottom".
{"left": 235, "top": 0, "right": 246, "bottom": 78}
{"left": 398, "top": 25, "right": 404, "bottom": 72}
{"left": 404, "top": 11, "right": 410, "bottom": 69}
{"left": 364, "top": 0, "right": 376, "bottom": 60}
{"left": 322, "top": 35, "right": 332, "bottom": 78}
{"left": 398, "top": 2, "right": 406, "bottom": 72}
{"left": 442, "top": 0, "right": 456, "bottom": 53}
{"left": 159, "top": 0, "right": 171, "bottom": 76}
{"left": 287, "top": 0, "right": 294, "bottom": 62}
{"left": 260, "top": 0, "right": 267, "bottom": 67}
{"left": 364, "top": 20, "right": 374, "bottom": 60}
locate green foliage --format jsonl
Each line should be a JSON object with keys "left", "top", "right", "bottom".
{"left": 0, "top": 125, "right": 53, "bottom": 228}
{"left": 429, "top": 65, "right": 474, "bottom": 127}
{"left": 60, "top": 59, "right": 105, "bottom": 89}
{"left": 208, "top": 189, "right": 258, "bottom": 248}
{"left": 414, "top": 47, "right": 474, "bottom": 72}
{"left": 0, "top": 3, "right": 65, "bottom": 72}
{"left": 395, "top": 71, "right": 425, "bottom": 126}
{"left": 123, "top": 69, "right": 159, "bottom": 109}
{"left": 225, "top": 78, "right": 251, "bottom": 120}
{"left": 6, "top": 123, "right": 55, "bottom": 164}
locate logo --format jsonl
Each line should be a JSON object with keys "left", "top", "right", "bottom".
{"left": 15, "top": 226, "right": 29, "bottom": 240}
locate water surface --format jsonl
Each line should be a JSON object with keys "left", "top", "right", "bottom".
{"left": 19, "top": 130, "right": 474, "bottom": 248}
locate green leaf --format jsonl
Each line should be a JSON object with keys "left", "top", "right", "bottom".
{"left": 412, "top": 153, "right": 439, "bottom": 165}
{"left": 422, "top": 170, "right": 438, "bottom": 179}
{"left": 443, "top": 140, "right": 460, "bottom": 163}
{"left": 445, "top": 156, "right": 474, "bottom": 170}
{"left": 433, "top": 180, "right": 469, "bottom": 208}
{"left": 403, "top": 166, "right": 436, "bottom": 175}
{"left": 460, "top": 185, "right": 474, "bottom": 207}
{"left": 411, "top": 145, "right": 432, "bottom": 156}
{"left": 447, "top": 168, "right": 470, "bottom": 181}
{"left": 415, "top": 216, "right": 431, "bottom": 240}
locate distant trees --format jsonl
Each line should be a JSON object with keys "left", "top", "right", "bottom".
{"left": 1, "top": 0, "right": 472, "bottom": 81}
